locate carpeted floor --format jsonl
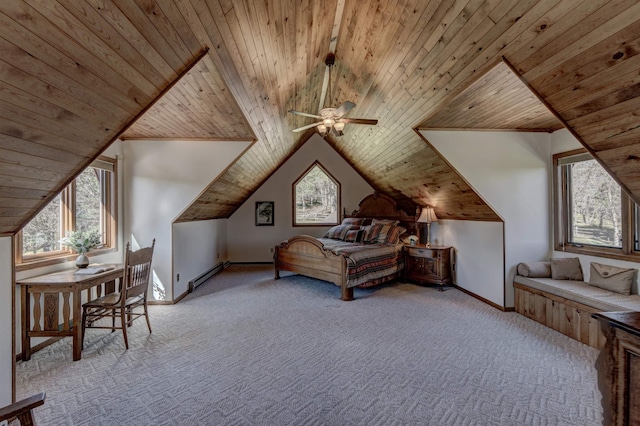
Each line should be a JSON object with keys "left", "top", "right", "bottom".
{"left": 16, "top": 264, "right": 603, "bottom": 425}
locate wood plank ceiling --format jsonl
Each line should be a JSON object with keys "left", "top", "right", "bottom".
{"left": 2, "top": 1, "right": 640, "bottom": 235}
{"left": 418, "top": 61, "right": 563, "bottom": 132}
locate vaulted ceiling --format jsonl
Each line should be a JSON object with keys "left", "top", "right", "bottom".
{"left": 2, "top": 0, "right": 640, "bottom": 236}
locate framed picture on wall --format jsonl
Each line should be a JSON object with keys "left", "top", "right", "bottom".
{"left": 255, "top": 201, "right": 274, "bottom": 226}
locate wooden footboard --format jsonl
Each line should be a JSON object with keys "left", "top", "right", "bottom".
{"left": 274, "top": 235, "right": 353, "bottom": 301}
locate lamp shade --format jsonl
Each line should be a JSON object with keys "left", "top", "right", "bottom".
{"left": 417, "top": 207, "right": 438, "bottom": 223}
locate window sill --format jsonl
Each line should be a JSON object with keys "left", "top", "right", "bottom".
{"left": 15, "top": 248, "right": 117, "bottom": 272}
{"left": 554, "top": 244, "right": 640, "bottom": 264}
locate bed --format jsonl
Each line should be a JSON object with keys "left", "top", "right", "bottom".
{"left": 274, "top": 192, "right": 417, "bottom": 300}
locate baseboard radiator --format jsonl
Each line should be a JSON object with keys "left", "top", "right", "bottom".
{"left": 188, "top": 261, "right": 228, "bottom": 292}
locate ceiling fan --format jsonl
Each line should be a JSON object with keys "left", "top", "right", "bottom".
{"left": 288, "top": 53, "right": 378, "bottom": 136}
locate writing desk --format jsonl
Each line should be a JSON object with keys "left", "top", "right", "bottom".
{"left": 16, "top": 265, "right": 123, "bottom": 361}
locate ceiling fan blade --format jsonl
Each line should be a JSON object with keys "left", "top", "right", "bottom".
{"left": 341, "top": 118, "right": 378, "bottom": 125}
{"left": 288, "top": 110, "right": 322, "bottom": 119}
{"left": 292, "top": 122, "right": 323, "bottom": 132}
{"left": 334, "top": 101, "right": 356, "bottom": 117}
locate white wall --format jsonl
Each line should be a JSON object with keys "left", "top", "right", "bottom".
{"left": 422, "top": 130, "right": 551, "bottom": 307}
{"left": 172, "top": 219, "right": 228, "bottom": 298}
{"left": 435, "top": 220, "right": 505, "bottom": 304}
{"left": 123, "top": 139, "right": 250, "bottom": 301}
{"left": 0, "top": 237, "right": 12, "bottom": 408}
{"left": 227, "top": 134, "right": 374, "bottom": 262}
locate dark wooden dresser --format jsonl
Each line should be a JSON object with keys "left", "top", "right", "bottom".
{"left": 403, "top": 245, "right": 453, "bottom": 290}
{"left": 593, "top": 311, "right": 640, "bottom": 426}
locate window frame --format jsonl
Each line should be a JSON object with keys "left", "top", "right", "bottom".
{"left": 553, "top": 148, "right": 639, "bottom": 262}
{"left": 15, "top": 156, "right": 118, "bottom": 271}
{"left": 292, "top": 161, "right": 341, "bottom": 227}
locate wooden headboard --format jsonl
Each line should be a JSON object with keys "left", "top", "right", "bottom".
{"left": 345, "top": 192, "right": 417, "bottom": 235}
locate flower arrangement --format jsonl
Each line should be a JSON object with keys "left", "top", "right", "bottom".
{"left": 60, "top": 230, "right": 102, "bottom": 254}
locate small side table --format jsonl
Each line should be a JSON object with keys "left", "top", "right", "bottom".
{"left": 404, "top": 245, "right": 453, "bottom": 291}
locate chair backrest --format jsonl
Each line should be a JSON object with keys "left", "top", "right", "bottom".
{"left": 122, "top": 239, "right": 155, "bottom": 300}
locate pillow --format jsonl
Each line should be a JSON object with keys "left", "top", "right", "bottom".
{"left": 341, "top": 217, "right": 365, "bottom": 226}
{"left": 517, "top": 261, "right": 551, "bottom": 278}
{"left": 362, "top": 223, "right": 391, "bottom": 243}
{"left": 550, "top": 257, "right": 583, "bottom": 281}
{"left": 324, "top": 224, "right": 358, "bottom": 240}
{"left": 377, "top": 226, "right": 406, "bottom": 244}
{"left": 343, "top": 229, "right": 364, "bottom": 243}
{"left": 371, "top": 218, "right": 400, "bottom": 226}
{"left": 588, "top": 262, "right": 637, "bottom": 295}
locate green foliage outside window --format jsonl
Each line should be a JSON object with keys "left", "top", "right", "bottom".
{"left": 294, "top": 163, "right": 339, "bottom": 225}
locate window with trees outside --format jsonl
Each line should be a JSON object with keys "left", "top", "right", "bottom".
{"left": 16, "top": 157, "right": 117, "bottom": 269}
{"left": 293, "top": 161, "right": 340, "bottom": 226}
{"left": 554, "top": 149, "right": 639, "bottom": 261}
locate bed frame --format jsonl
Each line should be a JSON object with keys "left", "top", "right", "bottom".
{"left": 274, "top": 192, "right": 416, "bottom": 301}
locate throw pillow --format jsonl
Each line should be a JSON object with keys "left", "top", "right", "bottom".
{"left": 588, "top": 262, "right": 637, "bottom": 295}
{"left": 343, "top": 229, "right": 364, "bottom": 243}
{"left": 550, "top": 257, "right": 583, "bottom": 281}
{"left": 363, "top": 223, "right": 391, "bottom": 243}
{"left": 517, "top": 261, "right": 552, "bottom": 278}
{"left": 341, "top": 217, "right": 365, "bottom": 226}
{"left": 324, "top": 224, "right": 357, "bottom": 240}
{"left": 377, "top": 226, "right": 406, "bottom": 244}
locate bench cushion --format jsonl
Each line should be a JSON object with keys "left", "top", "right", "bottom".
{"left": 514, "top": 275, "right": 640, "bottom": 312}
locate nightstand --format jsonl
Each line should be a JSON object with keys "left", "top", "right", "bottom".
{"left": 404, "top": 245, "right": 453, "bottom": 291}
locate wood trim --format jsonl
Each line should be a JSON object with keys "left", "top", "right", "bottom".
{"left": 552, "top": 148, "right": 640, "bottom": 263}
{"left": 15, "top": 248, "right": 117, "bottom": 273}
{"left": 452, "top": 284, "right": 510, "bottom": 311}
{"left": 11, "top": 235, "right": 15, "bottom": 402}
{"left": 291, "top": 160, "right": 341, "bottom": 227}
{"left": 415, "top": 127, "right": 556, "bottom": 133}
{"left": 119, "top": 137, "right": 254, "bottom": 142}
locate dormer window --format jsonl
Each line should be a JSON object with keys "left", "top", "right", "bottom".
{"left": 293, "top": 161, "right": 340, "bottom": 226}
{"left": 16, "top": 157, "right": 117, "bottom": 270}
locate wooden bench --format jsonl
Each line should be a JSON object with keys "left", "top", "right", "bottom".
{"left": 514, "top": 274, "right": 640, "bottom": 349}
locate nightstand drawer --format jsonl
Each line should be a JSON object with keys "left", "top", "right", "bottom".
{"left": 406, "top": 247, "right": 438, "bottom": 258}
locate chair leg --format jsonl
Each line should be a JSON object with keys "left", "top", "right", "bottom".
{"left": 111, "top": 308, "right": 116, "bottom": 332}
{"left": 120, "top": 308, "right": 129, "bottom": 350}
{"left": 144, "top": 302, "right": 152, "bottom": 334}
{"left": 81, "top": 308, "right": 87, "bottom": 351}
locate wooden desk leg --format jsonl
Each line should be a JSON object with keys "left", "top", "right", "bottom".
{"left": 21, "top": 285, "right": 31, "bottom": 361}
{"left": 72, "top": 289, "right": 82, "bottom": 361}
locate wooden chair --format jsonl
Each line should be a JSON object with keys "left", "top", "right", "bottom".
{"left": 0, "top": 392, "right": 45, "bottom": 426}
{"left": 81, "top": 240, "right": 155, "bottom": 350}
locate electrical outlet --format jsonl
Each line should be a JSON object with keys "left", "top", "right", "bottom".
{"left": 270, "top": 247, "right": 274, "bottom": 253}
{"left": 176, "top": 273, "right": 180, "bottom": 282}
{"left": 217, "top": 252, "right": 220, "bottom": 259}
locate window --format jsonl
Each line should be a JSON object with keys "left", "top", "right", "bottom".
{"left": 293, "top": 161, "right": 340, "bottom": 226}
{"left": 16, "top": 157, "right": 117, "bottom": 269}
{"left": 554, "top": 149, "right": 638, "bottom": 261}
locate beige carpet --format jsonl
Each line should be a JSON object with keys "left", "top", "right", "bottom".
{"left": 16, "top": 264, "right": 603, "bottom": 425}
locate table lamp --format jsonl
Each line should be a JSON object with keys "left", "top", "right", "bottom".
{"left": 417, "top": 207, "right": 438, "bottom": 247}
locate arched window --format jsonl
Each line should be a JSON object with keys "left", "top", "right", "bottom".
{"left": 293, "top": 161, "right": 340, "bottom": 226}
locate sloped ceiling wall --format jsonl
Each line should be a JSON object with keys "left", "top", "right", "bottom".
{"left": 3, "top": 1, "right": 640, "bottom": 235}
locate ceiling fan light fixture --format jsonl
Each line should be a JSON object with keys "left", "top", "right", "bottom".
{"left": 317, "top": 124, "right": 328, "bottom": 136}
{"left": 334, "top": 121, "right": 345, "bottom": 131}
{"left": 323, "top": 118, "right": 335, "bottom": 128}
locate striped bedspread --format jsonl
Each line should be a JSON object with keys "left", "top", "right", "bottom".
{"left": 317, "top": 238, "right": 404, "bottom": 288}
